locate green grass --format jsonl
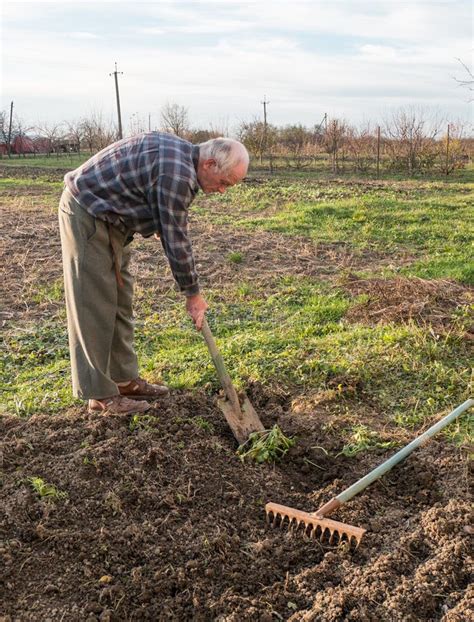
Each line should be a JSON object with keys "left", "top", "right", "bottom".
{"left": 31, "top": 279, "right": 64, "bottom": 304}
{"left": 0, "top": 176, "right": 64, "bottom": 191}
{"left": 4, "top": 275, "right": 469, "bottom": 437}
{"left": 1, "top": 153, "right": 88, "bottom": 168}
{"left": 194, "top": 178, "right": 474, "bottom": 283}
{"left": 1, "top": 171, "right": 472, "bottom": 444}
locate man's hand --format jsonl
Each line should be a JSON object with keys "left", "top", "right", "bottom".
{"left": 185, "top": 293, "right": 208, "bottom": 330}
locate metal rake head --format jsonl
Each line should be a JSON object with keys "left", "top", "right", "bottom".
{"left": 265, "top": 502, "right": 366, "bottom": 547}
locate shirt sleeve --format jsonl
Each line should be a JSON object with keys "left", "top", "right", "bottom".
{"left": 153, "top": 174, "right": 200, "bottom": 296}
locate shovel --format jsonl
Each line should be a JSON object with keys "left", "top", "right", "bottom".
{"left": 201, "top": 318, "right": 265, "bottom": 444}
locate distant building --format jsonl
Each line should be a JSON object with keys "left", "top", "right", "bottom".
{"left": 0, "top": 133, "right": 80, "bottom": 156}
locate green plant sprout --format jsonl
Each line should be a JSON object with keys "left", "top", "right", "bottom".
{"left": 28, "top": 476, "right": 68, "bottom": 502}
{"left": 192, "top": 416, "right": 215, "bottom": 433}
{"left": 237, "top": 425, "right": 296, "bottom": 463}
{"left": 338, "top": 425, "right": 398, "bottom": 457}
{"left": 228, "top": 251, "right": 244, "bottom": 264}
{"left": 129, "top": 414, "right": 159, "bottom": 432}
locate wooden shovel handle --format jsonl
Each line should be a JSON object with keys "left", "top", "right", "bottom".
{"left": 201, "top": 318, "right": 242, "bottom": 417}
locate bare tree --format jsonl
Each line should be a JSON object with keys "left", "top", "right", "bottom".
{"left": 129, "top": 113, "right": 147, "bottom": 136}
{"left": 237, "top": 118, "right": 277, "bottom": 162}
{"left": 0, "top": 111, "right": 34, "bottom": 157}
{"left": 438, "top": 122, "right": 467, "bottom": 175}
{"left": 346, "top": 124, "right": 377, "bottom": 172}
{"left": 0, "top": 110, "right": 24, "bottom": 157}
{"left": 209, "top": 117, "right": 230, "bottom": 137}
{"left": 64, "top": 120, "right": 84, "bottom": 153}
{"left": 186, "top": 127, "right": 221, "bottom": 144}
{"left": 384, "top": 107, "right": 440, "bottom": 175}
{"left": 160, "top": 102, "right": 190, "bottom": 138}
{"left": 35, "top": 121, "right": 64, "bottom": 156}
{"left": 80, "top": 111, "right": 116, "bottom": 154}
{"left": 454, "top": 57, "right": 473, "bottom": 100}
{"left": 277, "top": 124, "right": 317, "bottom": 169}
{"left": 0, "top": 110, "right": 10, "bottom": 156}
{"left": 324, "top": 118, "right": 348, "bottom": 173}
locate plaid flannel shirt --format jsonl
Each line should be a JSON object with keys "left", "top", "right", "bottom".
{"left": 64, "top": 132, "right": 201, "bottom": 296}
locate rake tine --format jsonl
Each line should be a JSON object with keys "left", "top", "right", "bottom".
{"left": 265, "top": 502, "right": 366, "bottom": 546}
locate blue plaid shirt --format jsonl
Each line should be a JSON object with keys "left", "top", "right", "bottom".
{"left": 65, "top": 132, "right": 201, "bottom": 296}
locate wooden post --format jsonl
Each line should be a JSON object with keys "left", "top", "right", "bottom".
{"left": 261, "top": 95, "right": 269, "bottom": 166}
{"left": 445, "top": 124, "right": 450, "bottom": 176}
{"left": 376, "top": 126, "right": 381, "bottom": 178}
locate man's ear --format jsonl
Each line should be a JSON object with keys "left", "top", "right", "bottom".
{"left": 203, "top": 158, "right": 217, "bottom": 171}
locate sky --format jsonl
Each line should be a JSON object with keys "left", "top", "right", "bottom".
{"left": 1, "top": 0, "right": 473, "bottom": 135}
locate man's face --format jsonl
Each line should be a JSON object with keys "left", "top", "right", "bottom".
{"left": 197, "top": 159, "right": 248, "bottom": 194}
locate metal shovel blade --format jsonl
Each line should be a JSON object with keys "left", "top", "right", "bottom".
{"left": 216, "top": 394, "right": 265, "bottom": 445}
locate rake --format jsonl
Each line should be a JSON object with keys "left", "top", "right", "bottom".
{"left": 266, "top": 398, "right": 473, "bottom": 547}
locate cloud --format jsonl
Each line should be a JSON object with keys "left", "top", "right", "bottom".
{"left": 136, "top": 27, "right": 165, "bottom": 36}
{"left": 69, "top": 31, "right": 100, "bottom": 40}
{"left": 1, "top": 1, "right": 472, "bottom": 129}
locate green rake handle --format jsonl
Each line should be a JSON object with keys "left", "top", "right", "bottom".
{"left": 316, "top": 398, "right": 473, "bottom": 517}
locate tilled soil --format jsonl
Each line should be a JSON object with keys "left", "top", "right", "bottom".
{"left": 1, "top": 389, "right": 472, "bottom": 621}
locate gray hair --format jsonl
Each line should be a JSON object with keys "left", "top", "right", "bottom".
{"left": 198, "top": 137, "right": 249, "bottom": 173}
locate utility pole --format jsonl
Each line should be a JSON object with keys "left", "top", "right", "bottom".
{"left": 148, "top": 113, "right": 151, "bottom": 132}
{"left": 7, "top": 101, "right": 14, "bottom": 158}
{"left": 261, "top": 95, "right": 270, "bottom": 165}
{"left": 109, "top": 62, "right": 123, "bottom": 139}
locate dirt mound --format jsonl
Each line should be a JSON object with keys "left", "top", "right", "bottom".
{"left": 343, "top": 275, "right": 473, "bottom": 335}
{"left": 1, "top": 391, "right": 471, "bottom": 621}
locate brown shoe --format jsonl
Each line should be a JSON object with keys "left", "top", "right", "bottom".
{"left": 88, "top": 395, "right": 151, "bottom": 415}
{"left": 117, "top": 377, "right": 169, "bottom": 400}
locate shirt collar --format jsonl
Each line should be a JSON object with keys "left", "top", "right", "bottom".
{"left": 192, "top": 145, "right": 200, "bottom": 192}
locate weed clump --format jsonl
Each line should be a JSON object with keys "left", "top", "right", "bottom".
{"left": 237, "top": 425, "right": 295, "bottom": 463}
{"left": 338, "top": 425, "right": 398, "bottom": 457}
{"left": 129, "top": 414, "right": 159, "bottom": 432}
{"left": 228, "top": 251, "right": 244, "bottom": 264}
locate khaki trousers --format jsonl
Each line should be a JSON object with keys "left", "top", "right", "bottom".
{"left": 58, "top": 188, "right": 139, "bottom": 399}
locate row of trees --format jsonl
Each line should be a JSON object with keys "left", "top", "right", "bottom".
{"left": 237, "top": 113, "right": 471, "bottom": 176}
{"left": 0, "top": 110, "right": 118, "bottom": 156}
{"left": 1, "top": 104, "right": 472, "bottom": 176}
{"left": 148, "top": 103, "right": 474, "bottom": 176}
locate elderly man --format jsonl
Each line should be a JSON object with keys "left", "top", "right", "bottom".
{"left": 59, "top": 133, "right": 249, "bottom": 415}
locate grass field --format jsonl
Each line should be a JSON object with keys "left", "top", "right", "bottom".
{"left": 1, "top": 168, "right": 472, "bottom": 435}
